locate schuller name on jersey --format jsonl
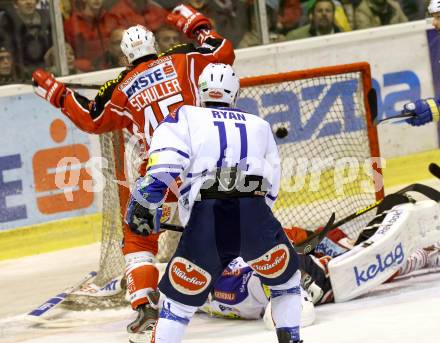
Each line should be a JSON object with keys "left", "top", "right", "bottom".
{"left": 125, "top": 61, "right": 182, "bottom": 111}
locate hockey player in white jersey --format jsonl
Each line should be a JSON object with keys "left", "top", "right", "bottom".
{"left": 199, "top": 257, "right": 316, "bottom": 329}
{"left": 125, "top": 63, "right": 303, "bottom": 343}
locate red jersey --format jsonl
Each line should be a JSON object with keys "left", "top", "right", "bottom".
{"left": 61, "top": 30, "right": 234, "bottom": 150}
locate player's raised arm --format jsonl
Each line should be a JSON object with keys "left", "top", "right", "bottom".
{"left": 164, "top": 4, "right": 235, "bottom": 65}
{"left": 32, "top": 67, "right": 131, "bottom": 134}
{"left": 32, "top": 25, "right": 165, "bottom": 134}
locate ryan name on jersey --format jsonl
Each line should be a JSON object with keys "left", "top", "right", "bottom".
{"left": 211, "top": 109, "right": 246, "bottom": 121}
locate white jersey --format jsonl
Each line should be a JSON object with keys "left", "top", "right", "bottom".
{"left": 148, "top": 105, "right": 281, "bottom": 225}
{"left": 199, "top": 257, "right": 269, "bottom": 320}
{"left": 198, "top": 258, "right": 316, "bottom": 328}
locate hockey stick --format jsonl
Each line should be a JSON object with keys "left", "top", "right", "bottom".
{"left": 161, "top": 223, "right": 184, "bottom": 232}
{"left": 26, "top": 271, "right": 97, "bottom": 322}
{"left": 17, "top": 81, "right": 102, "bottom": 89}
{"left": 60, "top": 82, "right": 102, "bottom": 89}
{"left": 295, "top": 213, "right": 336, "bottom": 254}
{"left": 162, "top": 164, "right": 440, "bottom": 252}
{"left": 294, "top": 200, "right": 383, "bottom": 255}
{"left": 429, "top": 162, "right": 440, "bottom": 179}
{"left": 367, "top": 89, "right": 416, "bottom": 125}
{"left": 374, "top": 113, "right": 415, "bottom": 125}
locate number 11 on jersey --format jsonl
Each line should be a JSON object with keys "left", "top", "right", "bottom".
{"left": 213, "top": 121, "right": 248, "bottom": 168}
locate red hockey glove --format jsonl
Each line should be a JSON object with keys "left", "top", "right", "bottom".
{"left": 32, "top": 68, "right": 67, "bottom": 108}
{"left": 166, "top": 4, "right": 212, "bottom": 39}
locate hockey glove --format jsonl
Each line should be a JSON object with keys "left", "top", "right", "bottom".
{"left": 125, "top": 199, "right": 162, "bottom": 237}
{"left": 402, "top": 98, "right": 440, "bottom": 126}
{"left": 125, "top": 178, "right": 163, "bottom": 236}
{"left": 167, "top": 4, "right": 212, "bottom": 39}
{"left": 32, "top": 68, "right": 67, "bottom": 109}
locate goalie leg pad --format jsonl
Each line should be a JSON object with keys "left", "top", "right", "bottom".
{"left": 329, "top": 200, "right": 440, "bottom": 302}
{"left": 125, "top": 251, "right": 159, "bottom": 309}
{"left": 397, "top": 248, "right": 429, "bottom": 276}
{"left": 427, "top": 245, "right": 440, "bottom": 268}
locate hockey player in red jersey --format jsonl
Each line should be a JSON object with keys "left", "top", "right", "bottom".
{"left": 31, "top": 4, "right": 234, "bottom": 342}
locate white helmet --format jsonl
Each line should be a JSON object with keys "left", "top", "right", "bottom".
{"left": 120, "top": 25, "right": 157, "bottom": 64}
{"left": 198, "top": 63, "right": 240, "bottom": 107}
{"left": 429, "top": 0, "right": 440, "bottom": 14}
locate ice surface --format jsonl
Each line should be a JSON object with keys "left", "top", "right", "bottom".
{"left": 1, "top": 242, "right": 440, "bottom": 343}
{"left": 2, "top": 178, "right": 440, "bottom": 342}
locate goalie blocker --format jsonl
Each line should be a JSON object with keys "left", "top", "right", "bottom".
{"left": 328, "top": 186, "right": 440, "bottom": 302}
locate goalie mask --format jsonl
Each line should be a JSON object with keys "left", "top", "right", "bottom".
{"left": 121, "top": 25, "right": 157, "bottom": 64}
{"left": 429, "top": 0, "right": 440, "bottom": 14}
{"left": 198, "top": 63, "right": 240, "bottom": 107}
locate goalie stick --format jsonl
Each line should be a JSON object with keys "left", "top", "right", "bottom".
{"left": 26, "top": 271, "right": 97, "bottom": 323}
{"left": 429, "top": 162, "right": 440, "bottom": 179}
{"left": 295, "top": 212, "right": 336, "bottom": 254}
{"left": 294, "top": 202, "right": 381, "bottom": 255}
{"left": 147, "top": 163, "right": 440, "bottom": 251}
{"left": 157, "top": 164, "right": 440, "bottom": 252}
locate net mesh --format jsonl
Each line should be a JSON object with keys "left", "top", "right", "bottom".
{"left": 237, "top": 71, "right": 380, "bottom": 238}
{"left": 62, "top": 132, "right": 127, "bottom": 309}
{"left": 63, "top": 64, "right": 381, "bottom": 309}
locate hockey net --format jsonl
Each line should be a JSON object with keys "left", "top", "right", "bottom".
{"left": 63, "top": 62, "right": 383, "bottom": 309}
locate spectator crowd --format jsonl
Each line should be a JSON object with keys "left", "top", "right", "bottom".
{"left": 0, "top": 0, "right": 431, "bottom": 84}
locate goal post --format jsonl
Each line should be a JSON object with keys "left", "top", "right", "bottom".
{"left": 63, "top": 62, "right": 384, "bottom": 309}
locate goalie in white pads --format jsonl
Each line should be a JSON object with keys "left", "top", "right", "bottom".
{"left": 291, "top": 188, "right": 440, "bottom": 304}
{"left": 125, "top": 63, "right": 303, "bottom": 343}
